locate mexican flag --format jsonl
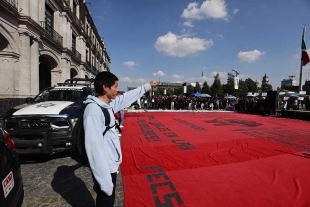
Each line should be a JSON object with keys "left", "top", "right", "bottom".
{"left": 301, "top": 31, "right": 310, "bottom": 66}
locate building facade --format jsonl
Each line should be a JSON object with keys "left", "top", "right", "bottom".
{"left": 0, "top": 0, "right": 110, "bottom": 98}
{"left": 281, "top": 76, "right": 296, "bottom": 87}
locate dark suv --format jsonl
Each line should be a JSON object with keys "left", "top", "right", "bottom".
{"left": 1, "top": 79, "right": 95, "bottom": 154}
{"left": 0, "top": 128, "right": 24, "bottom": 207}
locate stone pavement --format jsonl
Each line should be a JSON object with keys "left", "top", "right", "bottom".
{"left": 20, "top": 152, "right": 124, "bottom": 207}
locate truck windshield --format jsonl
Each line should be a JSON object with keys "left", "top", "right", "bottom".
{"left": 33, "top": 87, "right": 53, "bottom": 103}
{"left": 47, "top": 88, "right": 93, "bottom": 102}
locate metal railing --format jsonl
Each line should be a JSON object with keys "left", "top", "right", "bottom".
{"left": 86, "top": 35, "right": 92, "bottom": 46}
{"left": 40, "top": 22, "right": 63, "bottom": 46}
{"left": 92, "top": 44, "right": 97, "bottom": 54}
{"left": 71, "top": 47, "right": 81, "bottom": 61}
{"left": 72, "top": 14, "right": 82, "bottom": 28}
{"left": 2, "top": 0, "right": 17, "bottom": 8}
{"left": 56, "top": 0, "right": 64, "bottom": 7}
{"left": 0, "top": 98, "right": 26, "bottom": 116}
{"left": 86, "top": 61, "right": 91, "bottom": 69}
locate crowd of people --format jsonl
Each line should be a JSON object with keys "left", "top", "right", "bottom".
{"left": 128, "top": 94, "right": 310, "bottom": 113}
{"left": 132, "top": 95, "right": 236, "bottom": 111}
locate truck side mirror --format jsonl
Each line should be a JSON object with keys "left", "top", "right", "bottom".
{"left": 25, "top": 97, "right": 34, "bottom": 104}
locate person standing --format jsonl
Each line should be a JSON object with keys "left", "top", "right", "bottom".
{"left": 171, "top": 97, "right": 175, "bottom": 110}
{"left": 83, "top": 71, "right": 157, "bottom": 207}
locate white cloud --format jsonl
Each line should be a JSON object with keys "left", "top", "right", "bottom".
{"left": 135, "top": 78, "right": 148, "bottom": 83}
{"left": 183, "top": 21, "right": 194, "bottom": 27}
{"left": 123, "top": 61, "right": 137, "bottom": 69}
{"left": 172, "top": 74, "right": 184, "bottom": 79}
{"left": 181, "top": 0, "right": 228, "bottom": 21}
{"left": 187, "top": 76, "right": 214, "bottom": 84}
{"left": 153, "top": 71, "right": 166, "bottom": 77}
{"left": 155, "top": 32, "right": 213, "bottom": 57}
{"left": 293, "top": 53, "right": 300, "bottom": 59}
{"left": 173, "top": 80, "right": 183, "bottom": 83}
{"left": 211, "top": 71, "right": 228, "bottom": 80}
{"left": 217, "top": 34, "right": 223, "bottom": 38}
{"left": 120, "top": 77, "right": 133, "bottom": 83}
{"left": 233, "top": 9, "right": 239, "bottom": 14}
{"left": 237, "top": 49, "right": 266, "bottom": 62}
{"left": 119, "top": 77, "right": 149, "bottom": 84}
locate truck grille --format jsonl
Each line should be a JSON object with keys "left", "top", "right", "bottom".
{"left": 5, "top": 117, "right": 70, "bottom": 131}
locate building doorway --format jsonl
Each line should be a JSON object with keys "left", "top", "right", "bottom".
{"left": 39, "top": 55, "right": 57, "bottom": 91}
{"left": 70, "top": 68, "right": 78, "bottom": 79}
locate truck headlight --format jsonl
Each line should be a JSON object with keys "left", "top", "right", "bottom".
{"left": 70, "top": 118, "right": 78, "bottom": 128}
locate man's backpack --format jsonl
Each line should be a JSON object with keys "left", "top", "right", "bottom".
{"left": 71, "top": 103, "right": 113, "bottom": 165}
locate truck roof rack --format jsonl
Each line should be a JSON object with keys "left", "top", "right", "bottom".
{"left": 64, "top": 78, "right": 94, "bottom": 83}
{"left": 57, "top": 78, "right": 94, "bottom": 87}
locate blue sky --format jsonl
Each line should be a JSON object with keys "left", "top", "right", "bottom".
{"left": 87, "top": 0, "right": 310, "bottom": 91}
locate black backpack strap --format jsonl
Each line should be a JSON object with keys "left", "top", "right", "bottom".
{"left": 101, "top": 107, "right": 111, "bottom": 127}
{"left": 111, "top": 108, "right": 122, "bottom": 133}
{"left": 87, "top": 103, "right": 116, "bottom": 136}
{"left": 99, "top": 106, "right": 116, "bottom": 136}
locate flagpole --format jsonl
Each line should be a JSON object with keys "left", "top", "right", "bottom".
{"left": 299, "top": 25, "right": 306, "bottom": 92}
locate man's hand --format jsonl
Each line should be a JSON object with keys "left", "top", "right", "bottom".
{"left": 150, "top": 81, "right": 158, "bottom": 87}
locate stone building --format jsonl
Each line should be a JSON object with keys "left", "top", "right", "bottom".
{"left": 262, "top": 73, "right": 269, "bottom": 84}
{"left": 0, "top": 0, "right": 110, "bottom": 98}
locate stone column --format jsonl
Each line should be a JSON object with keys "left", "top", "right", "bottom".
{"left": 12, "top": 59, "right": 20, "bottom": 97}
{"left": 19, "top": 33, "right": 31, "bottom": 97}
{"left": 30, "top": 0, "right": 39, "bottom": 23}
{"left": 19, "top": 0, "right": 30, "bottom": 16}
{"left": 0, "top": 57, "right": 11, "bottom": 98}
{"left": 30, "top": 38, "right": 39, "bottom": 96}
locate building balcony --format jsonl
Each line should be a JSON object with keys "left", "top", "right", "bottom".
{"left": 71, "top": 47, "right": 81, "bottom": 61}
{"left": 72, "top": 14, "right": 82, "bottom": 28}
{"left": 96, "top": 50, "right": 101, "bottom": 58}
{"left": 55, "top": 0, "right": 65, "bottom": 7}
{"left": 85, "top": 35, "right": 92, "bottom": 47}
{"left": 100, "top": 56, "right": 104, "bottom": 63}
{"left": 92, "top": 65, "right": 97, "bottom": 72}
{"left": 92, "top": 45, "right": 97, "bottom": 54}
{"left": 86, "top": 61, "right": 91, "bottom": 69}
{"left": 1, "top": 0, "right": 18, "bottom": 8}
{"left": 40, "top": 22, "right": 63, "bottom": 46}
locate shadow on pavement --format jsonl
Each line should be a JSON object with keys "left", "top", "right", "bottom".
{"left": 51, "top": 164, "right": 95, "bottom": 207}
{"left": 19, "top": 151, "right": 71, "bottom": 164}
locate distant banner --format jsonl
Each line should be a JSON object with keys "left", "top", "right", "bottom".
{"left": 234, "top": 77, "right": 239, "bottom": 89}
{"left": 183, "top": 86, "right": 187, "bottom": 93}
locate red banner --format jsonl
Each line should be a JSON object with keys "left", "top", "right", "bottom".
{"left": 121, "top": 112, "right": 310, "bottom": 207}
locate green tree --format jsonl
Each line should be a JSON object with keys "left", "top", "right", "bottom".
{"left": 166, "top": 88, "right": 174, "bottom": 96}
{"left": 195, "top": 82, "right": 202, "bottom": 92}
{"left": 236, "top": 79, "right": 249, "bottom": 97}
{"left": 187, "top": 85, "right": 194, "bottom": 94}
{"left": 157, "top": 88, "right": 164, "bottom": 96}
{"left": 201, "top": 81, "right": 211, "bottom": 94}
{"left": 245, "top": 78, "right": 258, "bottom": 93}
{"left": 174, "top": 87, "right": 183, "bottom": 95}
{"left": 261, "top": 83, "right": 273, "bottom": 92}
{"left": 211, "top": 73, "right": 223, "bottom": 97}
{"left": 222, "top": 73, "right": 235, "bottom": 95}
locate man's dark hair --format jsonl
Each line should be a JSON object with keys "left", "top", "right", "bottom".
{"left": 94, "top": 71, "right": 118, "bottom": 95}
